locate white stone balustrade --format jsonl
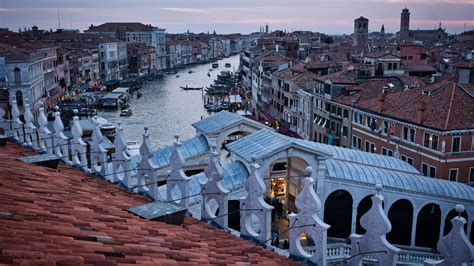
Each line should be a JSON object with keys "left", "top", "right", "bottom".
{"left": 350, "top": 184, "right": 400, "bottom": 266}
{"left": 289, "top": 167, "right": 330, "bottom": 265}
{"left": 52, "top": 106, "right": 70, "bottom": 162}
{"left": 23, "top": 102, "right": 38, "bottom": 150}
{"left": 201, "top": 145, "right": 230, "bottom": 228}
{"left": 424, "top": 204, "right": 474, "bottom": 266}
{"left": 167, "top": 135, "right": 191, "bottom": 209}
{"left": 136, "top": 127, "right": 159, "bottom": 200}
{"left": 37, "top": 107, "right": 53, "bottom": 154}
{"left": 240, "top": 155, "right": 273, "bottom": 244}
{"left": 112, "top": 122, "right": 132, "bottom": 186}
{"left": 70, "top": 109, "right": 89, "bottom": 172}
{"left": 10, "top": 100, "right": 23, "bottom": 142}
{"left": 89, "top": 116, "right": 109, "bottom": 176}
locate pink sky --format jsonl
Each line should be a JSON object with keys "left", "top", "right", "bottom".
{"left": 0, "top": 0, "right": 473, "bottom": 34}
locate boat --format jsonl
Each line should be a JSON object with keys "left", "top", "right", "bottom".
{"left": 225, "top": 63, "right": 231, "bottom": 68}
{"left": 180, "top": 85, "right": 203, "bottom": 91}
{"left": 188, "top": 70, "right": 193, "bottom": 74}
{"left": 164, "top": 70, "right": 178, "bottom": 75}
{"left": 125, "top": 140, "right": 140, "bottom": 157}
{"left": 146, "top": 77, "right": 154, "bottom": 82}
{"left": 212, "top": 63, "right": 219, "bottom": 68}
{"left": 120, "top": 103, "right": 130, "bottom": 110}
{"left": 207, "top": 72, "right": 211, "bottom": 77}
{"left": 120, "top": 109, "right": 132, "bottom": 117}
{"left": 176, "top": 75, "right": 179, "bottom": 78}
{"left": 136, "top": 92, "right": 143, "bottom": 99}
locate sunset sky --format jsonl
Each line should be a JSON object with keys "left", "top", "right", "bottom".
{"left": 1, "top": 0, "right": 473, "bottom": 34}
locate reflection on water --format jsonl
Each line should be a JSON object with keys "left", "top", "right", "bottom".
{"left": 98, "top": 55, "right": 240, "bottom": 149}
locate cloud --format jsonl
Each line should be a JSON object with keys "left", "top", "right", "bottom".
{"left": 159, "top": 7, "right": 208, "bottom": 14}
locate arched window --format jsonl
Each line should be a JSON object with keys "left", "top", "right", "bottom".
{"left": 415, "top": 203, "right": 441, "bottom": 248}
{"left": 14, "top": 67, "right": 21, "bottom": 85}
{"left": 443, "top": 208, "right": 468, "bottom": 236}
{"left": 387, "top": 199, "right": 414, "bottom": 246}
{"left": 15, "top": 91, "right": 23, "bottom": 107}
{"left": 324, "top": 190, "right": 353, "bottom": 239}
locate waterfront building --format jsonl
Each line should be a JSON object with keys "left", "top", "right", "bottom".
{"left": 127, "top": 43, "right": 157, "bottom": 77}
{"left": 98, "top": 41, "right": 128, "bottom": 81}
{"left": 335, "top": 80, "right": 474, "bottom": 183}
{"left": 86, "top": 22, "right": 166, "bottom": 71}
{"left": 359, "top": 51, "right": 404, "bottom": 77}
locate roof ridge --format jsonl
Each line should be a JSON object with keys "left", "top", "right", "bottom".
{"left": 444, "top": 82, "right": 457, "bottom": 130}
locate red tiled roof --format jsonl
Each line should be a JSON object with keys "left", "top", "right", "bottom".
{"left": 456, "top": 61, "right": 474, "bottom": 69}
{"left": 343, "top": 81, "right": 474, "bottom": 131}
{"left": 0, "top": 143, "right": 298, "bottom": 265}
{"left": 404, "top": 64, "right": 437, "bottom": 72}
{"left": 314, "top": 71, "right": 357, "bottom": 84}
{"left": 86, "top": 22, "right": 154, "bottom": 33}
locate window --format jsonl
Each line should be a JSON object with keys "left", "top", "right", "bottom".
{"left": 401, "top": 155, "right": 414, "bottom": 165}
{"left": 342, "top": 126, "right": 348, "bottom": 137}
{"left": 408, "top": 56, "right": 413, "bottom": 60}
{"left": 382, "top": 148, "right": 393, "bottom": 156}
{"left": 14, "top": 67, "right": 21, "bottom": 85}
{"left": 448, "top": 169, "right": 458, "bottom": 182}
{"left": 423, "top": 132, "right": 439, "bottom": 150}
{"left": 15, "top": 91, "right": 23, "bottom": 107}
{"left": 469, "top": 168, "right": 474, "bottom": 183}
{"left": 421, "top": 163, "right": 436, "bottom": 178}
{"left": 343, "top": 109, "right": 349, "bottom": 119}
{"left": 388, "top": 63, "right": 392, "bottom": 70}
{"left": 365, "top": 141, "right": 375, "bottom": 153}
{"left": 403, "top": 127, "right": 416, "bottom": 143}
{"left": 393, "top": 63, "right": 397, "bottom": 69}
{"left": 452, "top": 136, "right": 461, "bottom": 152}
{"left": 352, "top": 136, "right": 362, "bottom": 150}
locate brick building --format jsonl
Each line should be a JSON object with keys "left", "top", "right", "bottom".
{"left": 336, "top": 80, "right": 474, "bottom": 183}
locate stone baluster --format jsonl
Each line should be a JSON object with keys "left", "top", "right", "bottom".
{"left": 53, "top": 106, "right": 70, "bottom": 163}
{"left": 350, "top": 184, "right": 400, "bottom": 266}
{"left": 70, "top": 109, "right": 89, "bottom": 172}
{"left": 424, "top": 204, "right": 474, "bottom": 266}
{"left": 201, "top": 144, "right": 230, "bottom": 228}
{"left": 23, "top": 101, "right": 38, "bottom": 149}
{"left": 0, "top": 106, "right": 8, "bottom": 137}
{"left": 289, "top": 167, "right": 330, "bottom": 265}
{"left": 111, "top": 122, "right": 132, "bottom": 187}
{"left": 37, "top": 107, "right": 53, "bottom": 154}
{"left": 167, "top": 135, "right": 191, "bottom": 208}
{"left": 10, "top": 99, "right": 23, "bottom": 142}
{"left": 89, "top": 116, "right": 109, "bottom": 176}
{"left": 136, "top": 127, "right": 159, "bottom": 199}
{"left": 240, "top": 155, "right": 273, "bottom": 244}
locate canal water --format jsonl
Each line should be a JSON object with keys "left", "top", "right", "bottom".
{"left": 98, "top": 55, "right": 240, "bottom": 149}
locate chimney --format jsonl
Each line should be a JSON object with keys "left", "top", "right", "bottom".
{"left": 377, "top": 92, "right": 386, "bottom": 113}
{"left": 416, "top": 101, "right": 426, "bottom": 124}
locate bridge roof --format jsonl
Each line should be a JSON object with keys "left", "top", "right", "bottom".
{"left": 152, "top": 135, "right": 210, "bottom": 168}
{"left": 227, "top": 130, "right": 474, "bottom": 203}
{"left": 192, "top": 111, "right": 265, "bottom": 135}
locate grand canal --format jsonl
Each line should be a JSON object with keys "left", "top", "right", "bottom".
{"left": 98, "top": 55, "right": 240, "bottom": 148}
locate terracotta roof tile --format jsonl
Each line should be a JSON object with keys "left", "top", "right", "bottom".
{"left": 0, "top": 143, "right": 299, "bottom": 265}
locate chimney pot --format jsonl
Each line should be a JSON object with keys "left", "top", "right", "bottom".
{"left": 416, "top": 101, "right": 426, "bottom": 124}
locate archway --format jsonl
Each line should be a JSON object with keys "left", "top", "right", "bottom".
{"left": 324, "top": 190, "right": 353, "bottom": 239}
{"left": 443, "top": 208, "right": 468, "bottom": 236}
{"left": 387, "top": 199, "right": 413, "bottom": 246}
{"left": 415, "top": 203, "right": 441, "bottom": 248}
{"left": 356, "top": 195, "right": 374, "bottom": 234}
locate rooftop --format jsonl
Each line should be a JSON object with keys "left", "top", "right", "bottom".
{"left": 0, "top": 142, "right": 296, "bottom": 265}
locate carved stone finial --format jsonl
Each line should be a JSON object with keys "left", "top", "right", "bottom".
{"left": 251, "top": 154, "right": 258, "bottom": 164}
{"left": 375, "top": 183, "right": 383, "bottom": 195}
{"left": 455, "top": 204, "right": 465, "bottom": 216}
{"left": 55, "top": 105, "right": 60, "bottom": 111}
{"left": 305, "top": 166, "right": 313, "bottom": 176}
{"left": 144, "top": 126, "right": 149, "bottom": 134}
{"left": 73, "top": 109, "right": 78, "bottom": 115}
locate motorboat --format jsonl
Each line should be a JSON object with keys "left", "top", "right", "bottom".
{"left": 225, "top": 63, "right": 231, "bottom": 68}
{"left": 212, "top": 63, "right": 219, "bottom": 68}
{"left": 120, "top": 109, "right": 133, "bottom": 117}
{"left": 188, "top": 70, "right": 193, "bottom": 74}
{"left": 164, "top": 70, "right": 178, "bottom": 75}
{"left": 180, "top": 85, "right": 203, "bottom": 91}
{"left": 136, "top": 92, "right": 143, "bottom": 99}
{"left": 176, "top": 75, "right": 180, "bottom": 78}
